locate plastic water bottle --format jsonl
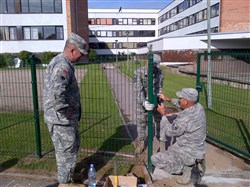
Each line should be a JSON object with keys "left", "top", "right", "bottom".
{"left": 88, "top": 164, "right": 96, "bottom": 187}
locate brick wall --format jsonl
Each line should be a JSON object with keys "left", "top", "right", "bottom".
{"left": 66, "top": 0, "right": 89, "bottom": 44}
{"left": 162, "top": 50, "right": 199, "bottom": 63}
{"left": 220, "top": 0, "right": 250, "bottom": 32}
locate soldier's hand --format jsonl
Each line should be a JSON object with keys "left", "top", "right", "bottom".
{"left": 158, "top": 93, "right": 171, "bottom": 102}
{"left": 157, "top": 103, "right": 166, "bottom": 115}
{"left": 143, "top": 101, "right": 155, "bottom": 111}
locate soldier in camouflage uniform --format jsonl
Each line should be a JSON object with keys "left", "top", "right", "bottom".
{"left": 133, "top": 54, "right": 164, "bottom": 154}
{"left": 151, "top": 88, "right": 206, "bottom": 183}
{"left": 43, "top": 33, "right": 87, "bottom": 185}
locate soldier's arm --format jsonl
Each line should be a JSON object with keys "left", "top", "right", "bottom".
{"left": 52, "top": 65, "right": 71, "bottom": 112}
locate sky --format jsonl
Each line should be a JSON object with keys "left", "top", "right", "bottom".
{"left": 88, "top": 0, "right": 173, "bottom": 9}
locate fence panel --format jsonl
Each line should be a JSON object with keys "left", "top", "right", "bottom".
{"left": 196, "top": 52, "right": 250, "bottom": 158}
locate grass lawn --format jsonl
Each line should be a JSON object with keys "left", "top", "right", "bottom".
{"left": 0, "top": 62, "right": 249, "bottom": 173}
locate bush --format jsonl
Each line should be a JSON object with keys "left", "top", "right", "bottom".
{"left": 4, "top": 54, "right": 14, "bottom": 67}
{"left": 18, "top": 50, "right": 32, "bottom": 66}
{"left": 88, "top": 49, "right": 97, "bottom": 62}
{"left": 0, "top": 54, "right": 5, "bottom": 68}
{"left": 40, "top": 51, "right": 55, "bottom": 64}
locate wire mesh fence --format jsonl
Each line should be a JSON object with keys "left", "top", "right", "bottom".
{"left": 196, "top": 52, "right": 250, "bottom": 158}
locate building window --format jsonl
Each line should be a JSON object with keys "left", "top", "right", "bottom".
{"left": 0, "top": 27, "right": 16, "bottom": 40}
{"left": 29, "top": 0, "right": 42, "bottom": 13}
{"left": 22, "top": 26, "right": 63, "bottom": 40}
{"left": 211, "top": 3, "right": 219, "bottom": 18}
{"left": 1, "top": 0, "right": 62, "bottom": 13}
{"left": 42, "top": 0, "right": 54, "bottom": 13}
{"left": 21, "top": 0, "right": 29, "bottom": 13}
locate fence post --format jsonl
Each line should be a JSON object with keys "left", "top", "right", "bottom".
{"left": 196, "top": 53, "right": 202, "bottom": 102}
{"left": 147, "top": 53, "right": 154, "bottom": 173}
{"left": 30, "top": 54, "right": 42, "bottom": 158}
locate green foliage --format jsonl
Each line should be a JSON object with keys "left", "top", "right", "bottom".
{"left": 0, "top": 54, "right": 5, "bottom": 68}
{"left": 40, "top": 51, "right": 55, "bottom": 64}
{"left": 88, "top": 48, "right": 97, "bottom": 62}
{"left": 4, "top": 54, "right": 14, "bottom": 67}
{"left": 18, "top": 50, "right": 32, "bottom": 66}
{"left": 0, "top": 53, "right": 14, "bottom": 68}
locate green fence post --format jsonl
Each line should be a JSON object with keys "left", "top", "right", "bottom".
{"left": 147, "top": 53, "right": 154, "bottom": 173}
{"left": 30, "top": 54, "right": 42, "bottom": 158}
{"left": 196, "top": 53, "right": 202, "bottom": 102}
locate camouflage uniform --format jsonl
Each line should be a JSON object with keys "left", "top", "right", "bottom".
{"left": 151, "top": 94, "right": 206, "bottom": 175}
{"left": 133, "top": 56, "right": 164, "bottom": 142}
{"left": 44, "top": 52, "right": 81, "bottom": 183}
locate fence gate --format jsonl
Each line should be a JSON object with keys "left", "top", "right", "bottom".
{"left": 196, "top": 52, "right": 250, "bottom": 159}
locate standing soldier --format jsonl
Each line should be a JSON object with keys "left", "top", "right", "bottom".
{"left": 43, "top": 33, "right": 87, "bottom": 186}
{"left": 133, "top": 54, "right": 164, "bottom": 154}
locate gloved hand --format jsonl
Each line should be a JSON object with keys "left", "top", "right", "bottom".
{"left": 143, "top": 101, "right": 155, "bottom": 111}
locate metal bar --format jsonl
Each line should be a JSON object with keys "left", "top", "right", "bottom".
{"left": 147, "top": 53, "right": 154, "bottom": 173}
{"left": 30, "top": 54, "right": 41, "bottom": 158}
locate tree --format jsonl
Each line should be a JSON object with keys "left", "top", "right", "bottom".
{"left": 40, "top": 51, "right": 55, "bottom": 64}
{"left": 18, "top": 50, "right": 32, "bottom": 66}
{"left": 4, "top": 54, "right": 14, "bottom": 67}
{"left": 88, "top": 48, "right": 97, "bottom": 62}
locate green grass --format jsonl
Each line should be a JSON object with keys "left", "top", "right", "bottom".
{"left": 0, "top": 63, "right": 249, "bottom": 173}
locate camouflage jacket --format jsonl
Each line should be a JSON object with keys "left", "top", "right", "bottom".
{"left": 133, "top": 66, "right": 164, "bottom": 107}
{"left": 164, "top": 99, "right": 206, "bottom": 159}
{"left": 43, "top": 53, "right": 81, "bottom": 125}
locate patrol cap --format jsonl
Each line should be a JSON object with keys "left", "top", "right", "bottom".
{"left": 67, "top": 33, "right": 87, "bottom": 54}
{"left": 176, "top": 88, "right": 198, "bottom": 102}
{"left": 153, "top": 54, "right": 161, "bottom": 68}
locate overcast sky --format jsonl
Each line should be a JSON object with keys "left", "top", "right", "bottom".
{"left": 88, "top": 0, "right": 173, "bottom": 9}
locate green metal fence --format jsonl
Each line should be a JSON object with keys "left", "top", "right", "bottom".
{"left": 196, "top": 52, "right": 250, "bottom": 159}
{"left": 0, "top": 54, "right": 151, "bottom": 167}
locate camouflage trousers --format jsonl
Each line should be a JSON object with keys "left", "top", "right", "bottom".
{"left": 47, "top": 123, "right": 80, "bottom": 183}
{"left": 151, "top": 148, "right": 196, "bottom": 174}
{"left": 136, "top": 106, "right": 162, "bottom": 141}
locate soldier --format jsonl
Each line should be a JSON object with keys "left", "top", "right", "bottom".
{"left": 43, "top": 33, "right": 87, "bottom": 186}
{"left": 151, "top": 88, "right": 206, "bottom": 184}
{"left": 133, "top": 54, "right": 164, "bottom": 154}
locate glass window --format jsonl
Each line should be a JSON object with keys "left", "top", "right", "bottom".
{"left": 132, "top": 19, "right": 138, "bottom": 25}
{"left": 23, "top": 27, "right": 31, "bottom": 39}
{"left": 107, "top": 18, "right": 112, "bottom": 25}
{"left": 107, "top": 43, "right": 112, "bottom": 49}
{"left": 170, "top": 7, "right": 177, "bottom": 17}
{"left": 100, "top": 31, "right": 106, "bottom": 36}
{"left": 30, "top": 0, "right": 42, "bottom": 13}
{"left": 96, "top": 19, "right": 101, "bottom": 24}
{"left": 128, "top": 18, "right": 133, "bottom": 25}
{"left": 107, "top": 31, "right": 112, "bottom": 37}
{"left": 189, "top": 0, "right": 196, "bottom": 6}
{"left": 44, "top": 26, "right": 56, "bottom": 39}
{"left": 0, "top": 27, "right": 10, "bottom": 40}
{"left": 21, "top": 0, "right": 29, "bottom": 13}
{"left": 56, "top": 26, "right": 63, "bottom": 39}
{"left": 54, "top": 0, "right": 62, "bottom": 13}
{"left": 42, "top": 0, "right": 54, "bottom": 13}
{"left": 31, "top": 27, "right": 40, "bottom": 39}
{"left": 7, "top": 0, "right": 15, "bottom": 13}
{"left": 118, "top": 19, "right": 123, "bottom": 25}
{"left": 96, "top": 31, "right": 101, "bottom": 36}
{"left": 211, "top": 3, "right": 219, "bottom": 18}
{"left": 0, "top": 0, "right": 7, "bottom": 13}
{"left": 189, "top": 14, "right": 195, "bottom": 25}
{"left": 139, "top": 19, "right": 143, "bottom": 25}
{"left": 112, "top": 31, "right": 116, "bottom": 36}
{"left": 100, "top": 19, "right": 106, "bottom": 25}
{"left": 123, "top": 19, "right": 128, "bottom": 25}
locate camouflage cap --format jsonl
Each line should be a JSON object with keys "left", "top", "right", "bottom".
{"left": 176, "top": 88, "right": 198, "bottom": 102}
{"left": 153, "top": 54, "right": 161, "bottom": 68}
{"left": 67, "top": 33, "right": 87, "bottom": 54}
